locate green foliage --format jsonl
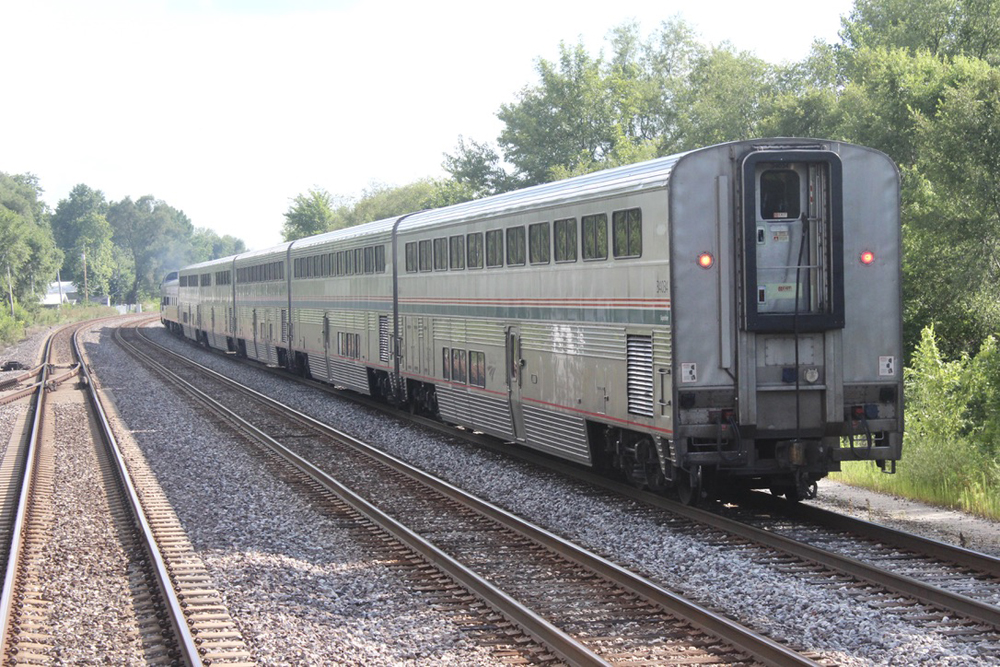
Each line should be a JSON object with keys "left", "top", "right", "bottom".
{"left": 189, "top": 228, "right": 246, "bottom": 263}
{"left": 837, "top": 327, "right": 1000, "bottom": 518}
{"left": 282, "top": 188, "right": 341, "bottom": 241}
{"left": 841, "top": 0, "right": 1000, "bottom": 64}
{"left": 0, "top": 172, "right": 63, "bottom": 313}
{"left": 447, "top": 18, "right": 702, "bottom": 191}
{"left": 669, "top": 45, "right": 776, "bottom": 151}
{"left": 107, "top": 195, "right": 193, "bottom": 304}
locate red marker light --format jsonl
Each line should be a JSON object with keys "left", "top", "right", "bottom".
{"left": 698, "top": 252, "right": 714, "bottom": 269}
{"left": 860, "top": 250, "right": 875, "bottom": 265}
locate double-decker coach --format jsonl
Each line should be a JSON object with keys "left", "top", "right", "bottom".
{"left": 162, "top": 138, "right": 904, "bottom": 503}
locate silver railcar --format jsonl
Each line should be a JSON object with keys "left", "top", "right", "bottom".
{"left": 161, "top": 138, "right": 903, "bottom": 502}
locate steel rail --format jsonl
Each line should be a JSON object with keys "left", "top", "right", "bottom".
{"left": 0, "top": 332, "right": 56, "bottom": 657}
{"left": 76, "top": 327, "right": 203, "bottom": 666}
{"left": 119, "top": 325, "right": 608, "bottom": 666}
{"left": 442, "top": 436, "right": 1000, "bottom": 629}
{"left": 743, "top": 491, "right": 1000, "bottom": 576}
{"left": 157, "top": 321, "right": 1000, "bottom": 630}
{"left": 132, "top": 323, "right": 819, "bottom": 667}
{"left": 0, "top": 363, "right": 45, "bottom": 391}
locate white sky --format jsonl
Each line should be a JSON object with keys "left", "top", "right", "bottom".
{"left": 2, "top": 0, "right": 856, "bottom": 253}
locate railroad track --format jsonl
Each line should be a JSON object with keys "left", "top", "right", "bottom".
{"left": 121, "top": 321, "right": 825, "bottom": 665}
{"left": 0, "top": 320, "right": 253, "bottom": 665}
{"left": 146, "top": 322, "right": 1000, "bottom": 659}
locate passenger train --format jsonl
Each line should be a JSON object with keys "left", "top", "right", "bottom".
{"left": 160, "top": 138, "right": 904, "bottom": 503}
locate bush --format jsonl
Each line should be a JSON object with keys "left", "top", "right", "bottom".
{"left": 836, "top": 326, "right": 1000, "bottom": 518}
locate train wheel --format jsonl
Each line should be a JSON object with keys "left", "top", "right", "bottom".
{"left": 675, "top": 466, "right": 701, "bottom": 506}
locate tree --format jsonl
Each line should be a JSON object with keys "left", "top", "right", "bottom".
{"left": 668, "top": 45, "right": 777, "bottom": 151}
{"left": 903, "top": 62, "right": 1000, "bottom": 355}
{"left": 51, "top": 185, "right": 115, "bottom": 295}
{"left": 0, "top": 172, "right": 62, "bottom": 310}
{"left": 107, "top": 195, "right": 192, "bottom": 303}
{"left": 841, "top": 0, "right": 1000, "bottom": 64}
{"left": 282, "top": 188, "right": 340, "bottom": 241}
{"left": 442, "top": 136, "right": 515, "bottom": 197}
{"left": 189, "top": 228, "right": 246, "bottom": 263}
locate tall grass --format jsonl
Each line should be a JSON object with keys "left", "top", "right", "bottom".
{"left": 834, "top": 327, "right": 1000, "bottom": 520}
{"left": 0, "top": 302, "right": 122, "bottom": 348}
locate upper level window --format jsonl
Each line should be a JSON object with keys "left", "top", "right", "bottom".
{"left": 760, "top": 170, "right": 800, "bottom": 219}
{"left": 529, "top": 222, "right": 550, "bottom": 264}
{"left": 434, "top": 238, "right": 448, "bottom": 271}
{"left": 405, "top": 243, "right": 417, "bottom": 273}
{"left": 486, "top": 230, "right": 504, "bottom": 268}
{"left": 612, "top": 208, "right": 642, "bottom": 258}
{"left": 419, "top": 239, "right": 432, "bottom": 272}
{"left": 554, "top": 218, "right": 577, "bottom": 263}
{"left": 582, "top": 213, "right": 608, "bottom": 260}
{"left": 449, "top": 235, "right": 465, "bottom": 270}
{"left": 506, "top": 226, "right": 526, "bottom": 266}
{"left": 467, "top": 233, "right": 484, "bottom": 269}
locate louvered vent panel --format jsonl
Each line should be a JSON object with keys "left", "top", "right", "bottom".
{"left": 627, "top": 334, "right": 654, "bottom": 417}
{"left": 379, "top": 316, "right": 390, "bottom": 362}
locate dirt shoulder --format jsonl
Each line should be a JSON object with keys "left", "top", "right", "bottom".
{"left": 812, "top": 479, "right": 1000, "bottom": 557}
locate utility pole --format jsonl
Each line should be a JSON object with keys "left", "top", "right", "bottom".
{"left": 6, "top": 263, "right": 13, "bottom": 318}
{"left": 82, "top": 248, "right": 89, "bottom": 304}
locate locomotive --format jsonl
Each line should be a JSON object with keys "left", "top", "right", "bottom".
{"left": 161, "top": 138, "right": 903, "bottom": 503}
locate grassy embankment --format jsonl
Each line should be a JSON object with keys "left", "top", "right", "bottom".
{"left": 0, "top": 302, "right": 133, "bottom": 348}
{"left": 833, "top": 327, "right": 1000, "bottom": 520}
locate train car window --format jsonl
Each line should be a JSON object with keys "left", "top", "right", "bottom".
{"left": 405, "top": 243, "right": 418, "bottom": 273}
{"left": 469, "top": 351, "right": 486, "bottom": 388}
{"left": 467, "top": 233, "right": 484, "bottom": 269}
{"left": 612, "top": 208, "right": 642, "bottom": 258}
{"left": 486, "top": 230, "right": 504, "bottom": 268}
{"left": 419, "top": 240, "right": 433, "bottom": 272}
{"left": 760, "top": 170, "right": 801, "bottom": 219}
{"left": 451, "top": 349, "right": 467, "bottom": 384}
{"left": 449, "top": 235, "right": 465, "bottom": 270}
{"left": 506, "top": 227, "right": 526, "bottom": 266}
{"left": 354, "top": 248, "right": 363, "bottom": 274}
{"left": 442, "top": 348, "right": 451, "bottom": 381}
{"left": 375, "top": 245, "right": 386, "bottom": 272}
{"left": 348, "top": 250, "right": 356, "bottom": 275}
{"left": 529, "top": 222, "right": 550, "bottom": 264}
{"left": 582, "top": 213, "right": 608, "bottom": 260}
{"left": 336, "top": 251, "right": 345, "bottom": 276}
{"left": 364, "top": 246, "right": 374, "bottom": 273}
{"left": 554, "top": 218, "right": 577, "bottom": 263}
{"left": 321, "top": 253, "right": 330, "bottom": 277}
{"left": 434, "top": 238, "right": 449, "bottom": 271}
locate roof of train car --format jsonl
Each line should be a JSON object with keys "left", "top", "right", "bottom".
{"left": 179, "top": 255, "right": 238, "bottom": 272}
{"left": 290, "top": 217, "right": 396, "bottom": 251}
{"left": 216, "top": 138, "right": 856, "bottom": 262}
{"left": 397, "top": 150, "right": 689, "bottom": 233}
{"left": 233, "top": 241, "right": 293, "bottom": 263}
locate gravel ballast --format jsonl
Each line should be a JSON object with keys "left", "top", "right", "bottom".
{"left": 129, "top": 322, "right": 1000, "bottom": 666}
{"left": 82, "top": 321, "right": 507, "bottom": 665}
{"left": 10, "top": 318, "right": 979, "bottom": 665}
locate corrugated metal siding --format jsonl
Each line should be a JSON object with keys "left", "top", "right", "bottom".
{"left": 328, "top": 358, "right": 370, "bottom": 394}
{"left": 522, "top": 404, "right": 591, "bottom": 464}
